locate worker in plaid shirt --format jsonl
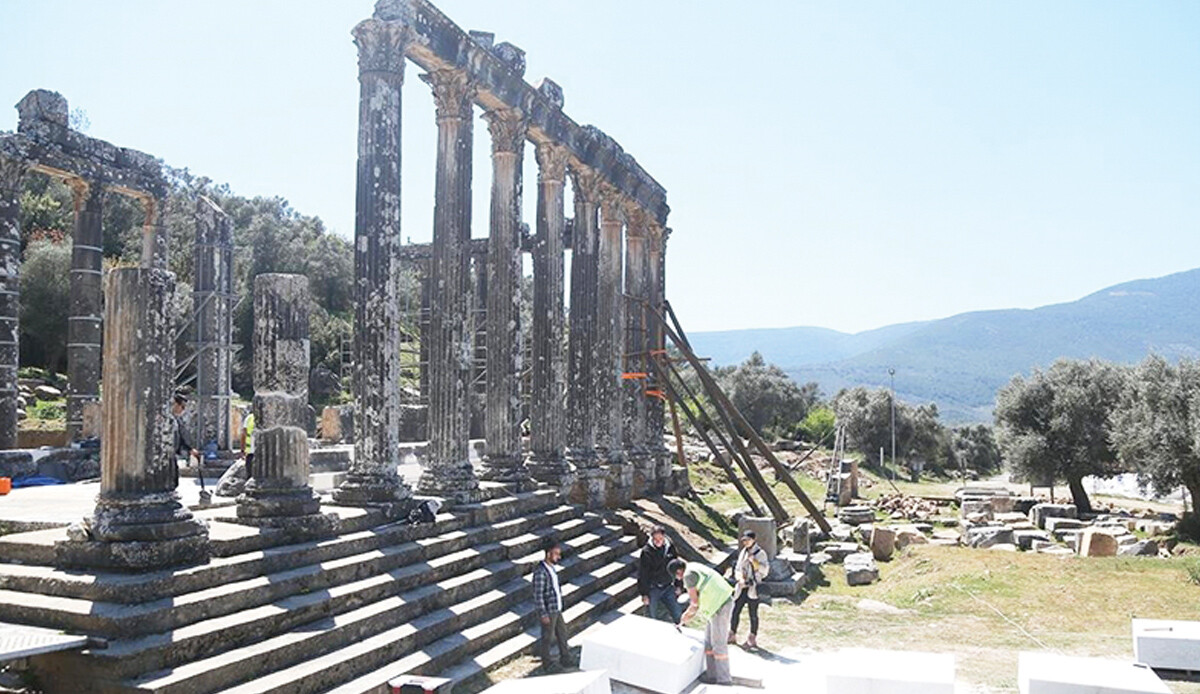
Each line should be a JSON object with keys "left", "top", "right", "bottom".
{"left": 531, "top": 537, "right": 576, "bottom": 671}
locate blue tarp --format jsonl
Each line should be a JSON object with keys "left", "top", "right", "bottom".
{"left": 11, "top": 476, "right": 66, "bottom": 488}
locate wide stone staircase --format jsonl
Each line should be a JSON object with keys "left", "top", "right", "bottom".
{"left": 0, "top": 488, "right": 642, "bottom": 693}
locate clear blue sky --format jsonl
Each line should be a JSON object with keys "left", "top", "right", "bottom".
{"left": 2, "top": 1, "right": 1197, "bottom": 333}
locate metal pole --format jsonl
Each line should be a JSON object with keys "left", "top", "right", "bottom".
{"left": 889, "top": 367, "right": 896, "bottom": 479}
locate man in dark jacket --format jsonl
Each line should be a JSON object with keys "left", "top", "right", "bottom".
{"left": 531, "top": 537, "right": 576, "bottom": 671}
{"left": 638, "top": 525, "right": 684, "bottom": 623}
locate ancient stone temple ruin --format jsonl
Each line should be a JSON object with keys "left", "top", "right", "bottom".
{"left": 0, "top": 1, "right": 684, "bottom": 692}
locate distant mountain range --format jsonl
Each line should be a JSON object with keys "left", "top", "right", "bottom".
{"left": 689, "top": 268, "right": 1200, "bottom": 424}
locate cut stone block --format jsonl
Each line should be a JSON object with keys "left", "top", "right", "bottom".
{"left": 844, "top": 552, "right": 879, "bottom": 586}
{"left": 838, "top": 506, "right": 876, "bottom": 526}
{"left": 1133, "top": 619, "right": 1200, "bottom": 672}
{"left": 480, "top": 669, "right": 611, "bottom": 694}
{"left": 961, "top": 499, "right": 993, "bottom": 519}
{"left": 1015, "top": 529, "right": 1052, "bottom": 551}
{"left": 824, "top": 648, "right": 955, "bottom": 694}
{"left": 1120, "top": 540, "right": 1159, "bottom": 557}
{"left": 1079, "top": 529, "right": 1118, "bottom": 557}
{"left": 1018, "top": 652, "right": 1169, "bottom": 693}
{"left": 870, "top": 526, "right": 895, "bottom": 561}
{"left": 738, "top": 516, "right": 778, "bottom": 559}
{"left": 1045, "top": 517, "right": 1087, "bottom": 533}
{"left": 966, "top": 525, "right": 1014, "bottom": 548}
{"left": 1030, "top": 503, "right": 1077, "bottom": 529}
{"left": 579, "top": 614, "right": 704, "bottom": 694}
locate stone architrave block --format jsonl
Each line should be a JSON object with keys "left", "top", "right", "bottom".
{"left": 1133, "top": 619, "right": 1200, "bottom": 671}
{"left": 579, "top": 614, "right": 704, "bottom": 694}
{"left": 1018, "top": 652, "right": 1169, "bottom": 693}
{"left": 1030, "top": 503, "right": 1077, "bottom": 529}
{"left": 1079, "top": 529, "right": 1118, "bottom": 557}
{"left": 824, "top": 648, "right": 955, "bottom": 694}
{"left": 479, "top": 669, "right": 611, "bottom": 694}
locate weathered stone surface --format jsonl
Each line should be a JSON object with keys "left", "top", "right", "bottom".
{"left": 320, "top": 406, "right": 343, "bottom": 442}
{"left": 565, "top": 168, "right": 602, "bottom": 505}
{"left": 1014, "top": 529, "right": 1052, "bottom": 551}
{"left": 838, "top": 505, "right": 875, "bottom": 526}
{"left": 845, "top": 552, "right": 880, "bottom": 586}
{"left": 193, "top": 196, "right": 234, "bottom": 451}
{"left": 965, "top": 526, "right": 1015, "bottom": 549}
{"left": 1078, "top": 528, "right": 1118, "bottom": 557}
{"left": 594, "top": 189, "right": 624, "bottom": 467}
{"left": 1030, "top": 503, "right": 1077, "bottom": 529}
{"left": 0, "top": 450, "right": 34, "bottom": 479}
{"left": 1119, "top": 539, "right": 1159, "bottom": 556}
{"left": 58, "top": 267, "right": 209, "bottom": 570}
{"left": 66, "top": 178, "right": 103, "bottom": 442}
{"left": 818, "top": 542, "right": 861, "bottom": 564}
{"left": 870, "top": 526, "right": 896, "bottom": 561}
{"left": 215, "top": 458, "right": 248, "bottom": 497}
{"left": 793, "top": 519, "right": 812, "bottom": 554}
{"left": 416, "top": 67, "right": 481, "bottom": 504}
{"left": 1045, "top": 517, "right": 1087, "bottom": 533}
{"left": 334, "top": 16, "right": 414, "bottom": 507}
{"left": 960, "top": 499, "right": 993, "bottom": 519}
{"left": 894, "top": 526, "right": 929, "bottom": 550}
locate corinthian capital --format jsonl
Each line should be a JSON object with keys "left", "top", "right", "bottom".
{"left": 535, "top": 143, "right": 569, "bottom": 184}
{"left": 421, "top": 69, "right": 476, "bottom": 122}
{"left": 622, "top": 202, "right": 650, "bottom": 238}
{"left": 598, "top": 186, "right": 626, "bottom": 224}
{"left": 354, "top": 17, "right": 411, "bottom": 77}
{"left": 569, "top": 166, "right": 603, "bottom": 206}
{"left": 483, "top": 108, "right": 528, "bottom": 155}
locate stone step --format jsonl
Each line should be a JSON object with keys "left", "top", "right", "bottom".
{"left": 436, "top": 579, "right": 644, "bottom": 694}
{"left": 119, "top": 530, "right": 636, "bottom": 694}
{"left": 81, "top": 516, "right": 608, "bottom": 679}
{"left": 246, "top": 546, "right": 639, "bottom": 694}
{"left": 0, "top": 497, "right": 576, "bottom": 609}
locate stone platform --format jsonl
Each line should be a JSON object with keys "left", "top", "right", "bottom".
{"left": 1133, "top": 618, "right": 1200, "bottom": 672}
{"left": 1018, "top": 652, "right": 1170, "bottom": 694}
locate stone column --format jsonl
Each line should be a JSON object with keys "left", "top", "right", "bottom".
{"left": 59, "top": 267, "right": 209, "bottom": 570}
{"left": 648, "top": 227, "right": 672, "bottom": 483}
{"left": 566, "top": 168, "right": 605, "bottom": 507}
{"left": 239, "top": 274, "right": 325, "bottom": 525}
{"left": 623, "top": 205, "right": 653, "bottom": 495}
{"left": 65, "top": 178, "right": 104, "bottom": 441}
{"left": 597, "top": 190, "right": 630, "bottom": 506}
{"left": 416, "top": 68, "right": 481, "bottom": 503}
{"left": 0, "top": 159, "right": 23, "bottom": 450}
{"left": 479, "top": 108, "right": 533, "bottom": 490}
{"left": 527, "top": 143, "right": 573, "bottom": 491}
{"left": 193, "top": 197, "right": 234, "bottom": 451}
{"left": 141, "top": 195, "right": 168, "bottom": 270}
{"left": 333, "top": 16, "right": 415, "bottom": 506}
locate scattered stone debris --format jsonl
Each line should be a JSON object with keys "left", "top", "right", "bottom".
{"left": 844, "top": 552, "right": 880, "bottom": 586}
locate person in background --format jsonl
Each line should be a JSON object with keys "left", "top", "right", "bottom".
{"left": 670, "top": 557, "right": 734, "bottom": 686}
{"left": 171, "top": 394, "right": 199, "bottom": 467}
{"left": 730, "top": 529, "right": 770, "bottom": 649}
{"left": 240, "top": 409, "right": 255, "bottom": 477}
{"left": 638, "top": 525, "right": 683, "bottom": 623}
{"left": 531, "top": 537, "right": 576, "bottom": 672}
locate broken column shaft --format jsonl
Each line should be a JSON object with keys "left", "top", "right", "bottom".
{"left": 480, "top": 107, "right": 533, "bottom": 490}
{"left": 417, "top": 68, "right": 481, "bottom": 503}
{"left": 0, "top": 159, "right": 23, "bottom": 450}
{"left": 239, "top": 273, "right": 322, "bottom": 521}
{"left": 566, "top": 168, "right": 605, "bottom": 507}
{"left": 334, "top": 16, "right": 414, "bottom": 506}
{"left": 59, "top": 267, "right": 209, "bottom": 570}
{"left": 527, "top": 143, "right": 573, "bottom": 490}
{"left": 66, "top": 178, "right": 103, "bottom": 441}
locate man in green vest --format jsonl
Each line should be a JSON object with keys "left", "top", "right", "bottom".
{"left": 669, "top": 558, "right": 733, "bottom": 686}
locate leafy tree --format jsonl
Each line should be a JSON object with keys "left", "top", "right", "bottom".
{"left": 797, "top": 406, "right": 836, "bottom": 444}
{"left": 833, "top": 386, "right": 948, "bottom": 470}
{"left": 994, "top": 358, "right": 1129, "bottom": 513}
{"left": 19, "top": 238, "right": 72, "bottom": 373}
{"left": 946, "top": 424, "right": 1003, "bottom": 476}
{"left": 719, "top": 351, "right": 817, "bottom": 437}
{"left": 1111, "top": 355, "right": 1200, "bottom": 510}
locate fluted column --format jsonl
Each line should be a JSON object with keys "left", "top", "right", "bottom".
{"left": 527, "top": 143, "right": 573, "bottom": 489}
{"left": 66, "top": 178, "right": 103, "bottom": 442}
{"left": 480, "top": 107, "right": 533, "bottom": 489}
{"left": 416, "top": 68, "right": 481, "bottom": 503}
{"left": 141, "top": 195, "right": 168, "bottom": 270}
{"left": 0, "top": 159, "right": 24, "bottom": 450}
{"left": 239, "top": 274, "right": 324, "bottom": 523}
{"left": 194, "top": 197, "right": 234, "bottom": 451}
{"left": 60, "top": 267, "right": 209, "bottom": 570}
{"left": 566, "top": 167, "right": 605, "bottom": 507}
{"left": 648, "top": 226, "right": 671, "bottom": 481}
{"left": 597, "top": 189, "right": 631, "bottom": 506}
{"left": 623, "top": 205, "right": 653, "bottom": 494}
{"left": 334, "top": 16, "right": 415, "bottom": 506}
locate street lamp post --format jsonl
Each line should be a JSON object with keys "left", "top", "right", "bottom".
{"left": 888, "top": 368, "right": 896, "bottom": 478}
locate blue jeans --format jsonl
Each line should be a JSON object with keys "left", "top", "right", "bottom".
{"left": 648, "top": 584, "right": 684, "bottom": 623}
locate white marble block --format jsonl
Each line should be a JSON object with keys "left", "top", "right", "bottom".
{"left": 1133, "top": 618, "right": 1200, "bottom": 671}
{"left": 824, "top": 648, "right": 955, "bottom": 694}
{"left": 479, "top": 669, "right": 611, "bottom": 694}
{"left": 1018, "top": 652, "right": 1170, "bottom": 693}
{"left": 579, "top": 614, "right": 705, "bottom": 694}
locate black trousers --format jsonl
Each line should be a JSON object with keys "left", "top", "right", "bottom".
{"left": 731, "top": 592, "right": 759, "bottom": 635}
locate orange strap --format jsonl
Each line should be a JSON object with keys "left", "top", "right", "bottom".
{"left": 622, "top": 372, "right": 648, "bottom": 380}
